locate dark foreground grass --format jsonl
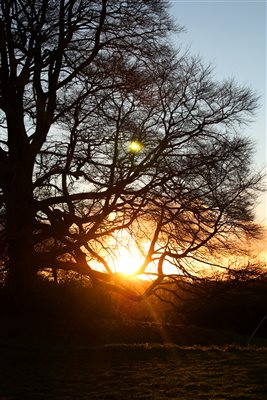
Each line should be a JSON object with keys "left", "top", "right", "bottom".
{"left": 0, "top": 343, "right": 267, "bottom": 400}
{"left": 1, "top": 281, "right": 267, "bottom": 399}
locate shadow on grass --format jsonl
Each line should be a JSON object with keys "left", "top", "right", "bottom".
{"left": 0, "top": 343, "right": 267, "bottom": 400}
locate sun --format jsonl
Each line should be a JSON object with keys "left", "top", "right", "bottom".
{"left": 114, "top": 246, "right": 142, "bottom": 276}
{"left": 112, "top": 238, "right": 180, "bottom": 278}
{"left": 103, "top": 230, "right": 181, "bottom": 278}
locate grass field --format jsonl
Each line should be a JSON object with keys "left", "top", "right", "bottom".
{"left": 1, "top": 343, "right": 267, "bottom": 399}
{"left": 1, "top": 282, "right": 267, "bottom": 399}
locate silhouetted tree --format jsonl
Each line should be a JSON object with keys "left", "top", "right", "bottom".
{"left": 0, "top": 0, "right": 263, "bottom": 300}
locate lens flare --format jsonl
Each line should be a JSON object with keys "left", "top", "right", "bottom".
{"left": 128, "top": 140, "right": 143, "bottom": 153}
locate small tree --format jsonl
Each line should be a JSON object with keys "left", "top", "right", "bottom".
{"left": 0, "top": 0, "right": 263, "bottom": 300}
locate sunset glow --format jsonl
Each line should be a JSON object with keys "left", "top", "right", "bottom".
{"left": 114, "top": 246, "right": 142, "bottom": 276}
{"left": 111, "top": 236, "right": 179, "bottom": 278}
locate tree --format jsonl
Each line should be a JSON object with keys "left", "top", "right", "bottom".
{"left": 0, "top": 0, "right": 263, "bottom": 300}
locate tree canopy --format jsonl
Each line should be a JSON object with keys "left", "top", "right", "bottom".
{"left": 0, "top": 0, "right": 263, "bottom": 299}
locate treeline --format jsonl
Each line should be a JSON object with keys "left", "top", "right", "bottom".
{"left": 1, "top": 266, "right": 267, "bottom": 343}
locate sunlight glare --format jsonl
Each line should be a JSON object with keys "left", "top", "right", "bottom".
{"left": 114, "top": 246, "right": 142, "bottom": 276}
{"left": 91, "top": 229, "right": 182, "bottom": 279}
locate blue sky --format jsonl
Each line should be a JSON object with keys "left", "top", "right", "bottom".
{"left": 170, "top": 0, "right": 266, "bottom": 223}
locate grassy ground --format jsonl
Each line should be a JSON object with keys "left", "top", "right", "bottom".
{"left": 0, "top": 343, "right": 267, "bottom": 399}
{"left": 1, "top": 282, "right": 267, "bottom": 399}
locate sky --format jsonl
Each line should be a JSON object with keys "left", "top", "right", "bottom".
{"left": 169, "top": 0, "right": 266, "bottom": 224}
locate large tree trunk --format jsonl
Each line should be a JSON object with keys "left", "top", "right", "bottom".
{"left": 5, "top": 154, "right": 36, "bottom": 301}
{"left": 2, "top": 85, "right": 37, "bottom": 302}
